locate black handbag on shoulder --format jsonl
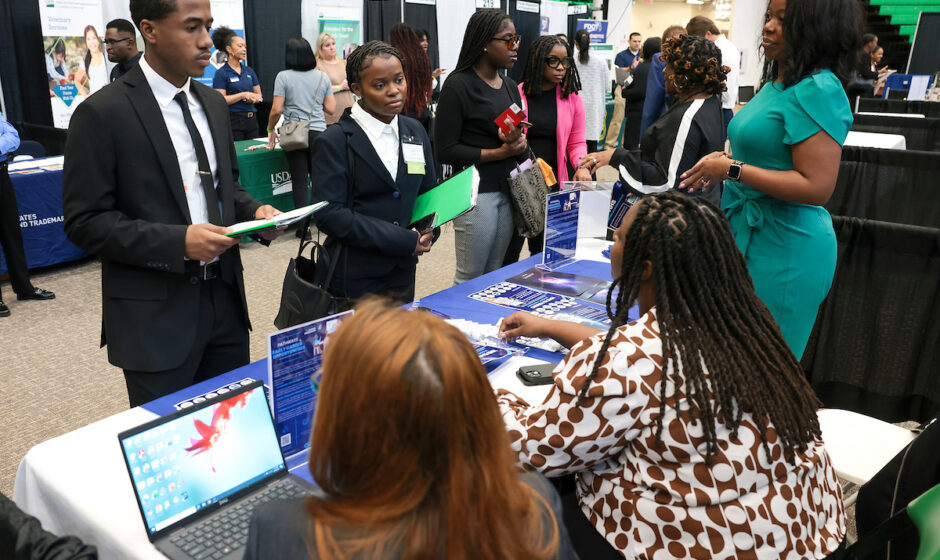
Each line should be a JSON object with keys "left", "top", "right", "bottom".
{"left": 273, "top": 141, "right": 354, "bottom": 329}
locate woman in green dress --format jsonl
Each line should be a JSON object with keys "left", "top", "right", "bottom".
{"left": 679, "top": 0, "right": 863, "bottom": 360}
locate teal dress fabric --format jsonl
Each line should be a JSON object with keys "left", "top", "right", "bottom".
{"left": 722, "top": 70, "right": 852, "bottom": 359}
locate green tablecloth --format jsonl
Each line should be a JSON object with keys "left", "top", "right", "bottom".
{"left": 234, "top": 140, "right": 295, "bottom": 211}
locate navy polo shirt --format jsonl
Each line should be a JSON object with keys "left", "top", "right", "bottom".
{"left": 614, "top": 49, "right": 641, "bottom": 69}
{"left": 213, "top": 63, "right": 260, "bottom": 113}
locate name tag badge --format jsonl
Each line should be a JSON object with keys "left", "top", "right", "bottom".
{"left": 230, "top": 77, "right": 240, "bottom": 83}
{"left": 402, "top": 142, "right": 425, "bottom": 175}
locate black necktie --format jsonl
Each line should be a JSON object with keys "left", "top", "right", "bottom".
{"left": 173, "top": 91, "right": 222, "bottom": 225}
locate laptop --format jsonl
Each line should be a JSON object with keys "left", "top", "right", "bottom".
{"left": 117, "top": 379, "right": 316, "bottom": 559}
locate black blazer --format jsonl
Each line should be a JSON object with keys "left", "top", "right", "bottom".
{"left": 622, "top": 61, "right": 651, "bottom": 116}
{"left": 63, "top": 64, "right": 262, "bottom": 372}
{"left": 311, "top": 109, "right": 437, "bottom": 298}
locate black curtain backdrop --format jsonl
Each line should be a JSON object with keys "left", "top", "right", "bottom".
{"left": 244, "top": 0, "right": 302, "bottom": 137}
{"left": 403, "top": 2, "right": 439, "bottom": 72}
{"left": 366, "top": 0, "right": 401, "bottom": 43}
{"left": 802, "top": 216, "right": 940, "bottom": 424}
{"left": 851, "top": 114, "right": 940, "bottom": 152}
{"left": 857, "top": 98, "right": 940, "bottom": 119}
{"left": 827, "top": 146, "right": 940, "bottom": 228}
{"left": 509, "top": 1, "right": 541, "bottom": 83}
{"left": 0, "top": 0, "right": 52, "bottom": 125}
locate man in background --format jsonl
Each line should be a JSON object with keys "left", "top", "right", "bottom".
{"left": 639, "top": 24, "right": 686, "bottom": 139}
{"left": 105, "top": 18, "right": 142, "bottom": 82}
{"left": 0, "top": 113, "right": 55, "bottom": 317}
{"left": 604, "top": 32, "right": 642, "bottom": 149}
{"left": 63, "top": 0, "right": 283, "bottom": 406}
{"left": 687, "top": 16, "right": 739, "bottom": 141}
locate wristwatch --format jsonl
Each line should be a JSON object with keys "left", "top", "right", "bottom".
{"left": 727, "top": 160, "right": 744, "bottom": 182}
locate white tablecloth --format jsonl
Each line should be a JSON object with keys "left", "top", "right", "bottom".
{"left": 844, "top": 130, "right": 907, "bottom": 150}
{"left": 14, "top": 407, "right": 165, "bottom": 559}
{"left": 855, "top": 111, "right": 925, "bottom": 118}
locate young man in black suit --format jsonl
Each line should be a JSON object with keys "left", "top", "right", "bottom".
{"left": 63, "top": 0, "right": 283, "bottom": 407}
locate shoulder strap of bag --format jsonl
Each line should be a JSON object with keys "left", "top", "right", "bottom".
{"left": 307, "top": 71, "right": 325, "bottom": 120}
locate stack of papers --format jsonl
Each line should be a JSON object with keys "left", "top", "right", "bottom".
{"left": 225, "top": 201, "right": 327, "bottom": 237}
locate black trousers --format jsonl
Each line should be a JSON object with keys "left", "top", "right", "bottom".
{"left": 503, "top": 230, "right": 545, "bottom": 266}
{"left": 229, "top": 112, "right": 259, "bottom": 141}
{"left": 585, "top": 139, "right": 599, "bottom": 153}
{"left": 284, "top": 130, "right": 322, "bottom": 209}
{"left": 122, "top": 277, "right": 249, "bottom": 407}
{"left": 0, "top": 165, "right": 32, "bottom": 299}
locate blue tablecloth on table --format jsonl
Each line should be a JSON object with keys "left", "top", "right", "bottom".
{"left": 138, "top": 253, "right": 630, "bottom": 481}
{"left": 1, "top": 165, "right": 87, "bottom": 275}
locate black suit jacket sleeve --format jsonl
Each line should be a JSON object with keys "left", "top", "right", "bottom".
{"left": 310, "top": 126, "right": 419, "bottom": 257}
{"left": 63, "top": 98, "right": 189, "bottom": 274}
{"left": 226, "top": 125, "right": 263, "bottom": 223}
{"left": 0, "top": 493, "right": 98, "bottom": 560}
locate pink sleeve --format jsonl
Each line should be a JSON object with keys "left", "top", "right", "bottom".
{"left": 567, "top": 93, "right": 587, "bottom": 167}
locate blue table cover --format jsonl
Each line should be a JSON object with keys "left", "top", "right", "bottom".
{"left": 2, "top": 164, "right": 87, "bottom": 274}
{"left": 139, "top": 253, "right": 633, "bottom": 482}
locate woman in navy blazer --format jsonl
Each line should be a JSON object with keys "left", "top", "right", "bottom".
{"left": 311, "top": 42, "right": 437, "bottom": 303}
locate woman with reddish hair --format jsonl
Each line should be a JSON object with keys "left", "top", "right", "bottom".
{"left": 389, "top": 23, "right": 433, "bottom": 132}
{"left": 245, "top": 299, "right": 574, "bottom": 559}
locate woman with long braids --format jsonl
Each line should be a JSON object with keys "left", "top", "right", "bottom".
{"left": 503, "top": 35, "right": 590, "bottom": 265}
{"left": 498, "top": 192, "right": 845, "bottom": 559}
{"left": 582, "top": 35, "right": 727, "bottom": 207}
{"left": 389, "top": 23, "right": 433, "bottom": 133}
{"left": 436, "top": 9, "right": 526, "bottom": 284}
{"left": 679, "top": 0, "right": 861, "bottom": 360}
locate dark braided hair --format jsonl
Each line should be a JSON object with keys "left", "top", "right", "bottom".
{"left": 389, "top": 23, "right": 432, "bottom": 117}
{"left": 660, "top": 35, "right": 728, "bottom": 97}
{"left": 520, "top": 35, "right": 581, "bottom": 98}
{"left": 453, "top": 9, "right": 511, "bottom": 73}
{"left": 580, "top": 192, "right": 823, "bottom": 462}
{"left": 760, "top": 0, "right": 864, "bottom": 87}
{"left": 346, "top": 40, "right": 403, "bottom": 88}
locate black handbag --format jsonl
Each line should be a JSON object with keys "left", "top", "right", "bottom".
{"left": 507, "top": 147, "right": 551, "bottom": 238}
{"left": 273, "top": 141, "right": 354, "bottom": 329}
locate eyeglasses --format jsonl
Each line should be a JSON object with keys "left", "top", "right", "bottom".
{"left": 490, "top": 34, "right": 522, "bottom": 48}
{"left": 545, "top": 56, "right": 574, "bottom": 69}
{"left": 103, "top": 37, "right": 133, "bottom": 47}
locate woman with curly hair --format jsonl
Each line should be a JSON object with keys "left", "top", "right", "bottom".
{"left": 679, "top": 0, "right": 861, "bottom": 360}
{"left": 582, "top": 34, "right": 727, "bottom": 206}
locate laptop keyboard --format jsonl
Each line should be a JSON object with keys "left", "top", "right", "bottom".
{"left": 168, "top": 479, "right": 311, "bottom": 559}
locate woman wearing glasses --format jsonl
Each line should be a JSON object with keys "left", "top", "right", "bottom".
{"left": 436, "top": 9, "right": 527, "bottom": 284}
{"left": 504, "top": 35, "right": 591, "bottom": 265}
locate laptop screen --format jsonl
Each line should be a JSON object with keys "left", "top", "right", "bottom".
{"left": 118, "top": 382, "right": 286, "bottom": 537}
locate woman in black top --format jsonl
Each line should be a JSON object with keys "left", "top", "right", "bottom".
{"left": 582, "top": 35, "right": 728, "bottom": 206}
{"left": 436, "top": 9, "right": 527, "bottom": 284}
{"left": 621, "top": 37, "right": 661, "bottom": 149}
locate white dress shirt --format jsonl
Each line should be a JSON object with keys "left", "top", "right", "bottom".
{"left": 139, "top": 55, "right": 218, "bottom": 226}
{"left": 715, "top": 35, "right": 740, "bottom": 110}
{"left": 350, "top": 101, "right": 400, "bottom": 180}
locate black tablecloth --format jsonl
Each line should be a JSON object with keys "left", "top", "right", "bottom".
{"left": 857, "top": 98, "right": 940, "bottom": 118}
{"left": 851, "top": 114, "right": 940, "bottom": 151}
{"left": 827, "top": 146, "right": 940, "bottom": 228}
{"left": 802, "top": 216, "right": 940, "bottom": 423}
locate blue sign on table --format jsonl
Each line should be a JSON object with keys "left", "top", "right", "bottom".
{"left": 543, "top": 190, "right": 580, "bottom": 270}
{"left": 266, "top": 311, "right": 352, "bottom": 458}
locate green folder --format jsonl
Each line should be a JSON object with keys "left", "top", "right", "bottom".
{"left": 410, "top": 166, "right": 480, "bottom": 229}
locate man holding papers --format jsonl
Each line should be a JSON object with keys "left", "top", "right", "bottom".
{"left": 63, "top": 0, "right": 283, "bottom": 407}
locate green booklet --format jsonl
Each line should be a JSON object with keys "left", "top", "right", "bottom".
{"left": 410, "top": 166, "right": 479, "bottom": 230}
{"left": 225, "top": 201, "right": 328, "bottom": 237}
